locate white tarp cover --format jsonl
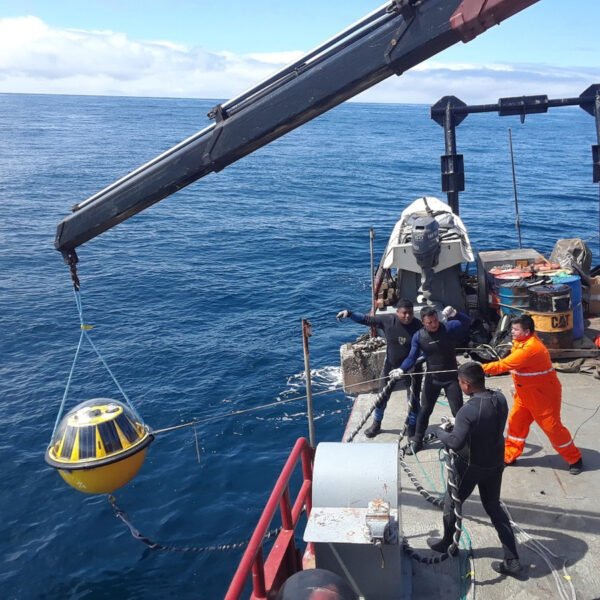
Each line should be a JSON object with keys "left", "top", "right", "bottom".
{"left": 382, "top": 196, "right": 475, "bottom": 268}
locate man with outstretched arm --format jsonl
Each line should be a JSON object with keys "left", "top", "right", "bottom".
{"left": 336, "top": 299, "right": 422, "bottom": 438}
{"left": 429, "top": 362, "right": 523, "bottom": 578}
{"left": 397, "top": 305, "right": 471, "bottom": 454}
{"left": 481, "top": 314, "right": 582, "bottom": 475}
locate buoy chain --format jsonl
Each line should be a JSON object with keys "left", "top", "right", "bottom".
{"left": 398, "top": 450, "right": 444, "bottom": 508}
{"left": 108, "top": 495, "right": 281, "bottom": 553}
{"left": 345, "top": 375, "right": 400, "bottom": 442}
{"left": 398, "top": 440, "right": 464, "bottom": 564}
{"left": 63, "top": 249, "right": 80, "bottom": 291}
{"left": 399, "top": 434, "right": 443, "bottom": 507}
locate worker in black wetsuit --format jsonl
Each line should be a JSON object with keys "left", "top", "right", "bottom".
{"left": 336, "top": 298, "right": 422, "bottom": 438}
{"left": 398, "top": 305, "right": 471, "bottom": 454}
{"left": 429, "top": 362, "right": 523, "bottom": 578}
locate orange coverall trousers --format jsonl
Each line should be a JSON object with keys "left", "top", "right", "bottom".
{"left": 482, "top": 334, "right": 581, "bottom": 465}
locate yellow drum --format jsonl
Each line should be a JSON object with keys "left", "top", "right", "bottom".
{"left": 528, "top": 284, "right": 573, "bottom": 350}
{"left": 45, "top": 399, "right": 153, "bottom": 494}
{"left": 530, "top": 310, "right": 573, "bottom": 349}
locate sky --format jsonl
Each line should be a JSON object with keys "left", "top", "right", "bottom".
{"left": 0, "top": 0, "right": 599, "bottom": 104}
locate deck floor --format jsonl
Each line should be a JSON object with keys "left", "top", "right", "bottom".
{"left": 344, "top": 365, "right": 600, "bottom": 599}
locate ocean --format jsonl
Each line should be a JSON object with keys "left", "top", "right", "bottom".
{"left": 0, "top": 92, "right": 597, "bottom": 599}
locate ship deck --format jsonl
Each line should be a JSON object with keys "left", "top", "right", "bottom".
{"left": 343, "top": 333, "right": 600, "bottom": 599}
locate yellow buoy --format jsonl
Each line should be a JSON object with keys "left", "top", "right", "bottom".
{"left": 45, "top": 398, "right": 154, "bottom": 494}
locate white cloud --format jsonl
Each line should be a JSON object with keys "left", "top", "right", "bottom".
{"left": 1, "top": 15, "right": 599, "bottom": 104}
{"left": 0, "top": 16, "right": 290, "bottom": 98}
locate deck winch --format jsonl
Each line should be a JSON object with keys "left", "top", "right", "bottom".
{"left": 45, "top": 398, "right": 154, "bottom": 494}
{"left": 304, "top": 442, "right": 407, "bottom": 600}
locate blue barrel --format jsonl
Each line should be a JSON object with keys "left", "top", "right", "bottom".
{"left": 552, "top": 274, "right": 584, "bottom": 339}
{"left": 498, "top": 281, "right": 530, "bottom": 316}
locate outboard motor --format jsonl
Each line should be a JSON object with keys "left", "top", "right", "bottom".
{"left": 411, "top": 215, "right": 440, "bottom": 303}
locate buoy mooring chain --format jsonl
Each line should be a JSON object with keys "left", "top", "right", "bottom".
{"left": 108, "top": 495, "right": 282, "bottom": 553}
{"left": 399, "top": 442, "right": 465, "bottom": 565}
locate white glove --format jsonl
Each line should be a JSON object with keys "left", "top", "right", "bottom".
{"left": 389, "top": 368, "right": 404, "bottom": 379}
{"left": 442, "top": 306, "right": 457, "bottom": 319}
{"left": 439, "top": 416, "right": 455, "bottom": 431}
{"left": 336, "top": 310, "right": 350, "bottom": 321}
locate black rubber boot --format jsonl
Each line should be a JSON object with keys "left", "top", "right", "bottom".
{"left": 364, "top": 420, "right": 382, "bottom": 438}
{"left": 569, "top": 458, "right": 583, "bottom": 475}
{"left": 491, "top": 559, "right": 524, "bottom": 578}
{"left": 427, "top": 537, "right": 451, "bottom": 553}
{"left": 404, "top": 440, "right": 423, "bottom": 455}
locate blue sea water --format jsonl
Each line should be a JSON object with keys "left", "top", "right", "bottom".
{"left": 0, "top": 92, "right": 598, "bottom": 599}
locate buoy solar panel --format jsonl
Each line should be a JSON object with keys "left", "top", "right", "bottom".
{"left": 45, "top": 399, "right": 153, "bottom": 494}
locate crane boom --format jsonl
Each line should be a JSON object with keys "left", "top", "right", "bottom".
{"left": 54, "top": 0, "right": 539, "bottom": 255}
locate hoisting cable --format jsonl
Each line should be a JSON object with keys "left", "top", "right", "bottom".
{"left": 52, "top": 289, "right": 144, "bottom": 439}
{"left": 51, "top": 317, "right": 85, "bottom": 439}
{"left": 108, "top": 495, "right": 282, "bottom": 553}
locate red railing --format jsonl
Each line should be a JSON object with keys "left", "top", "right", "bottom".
{"left": 225, "top": 437, "right": 314, "bottom": 600}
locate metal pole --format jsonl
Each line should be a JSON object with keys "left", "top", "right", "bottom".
{"left": 594, "top": 92, "right": 600, "bottom": 259}
{"left": 508, "top": 128, "right": 523, "bottom": 248}
{"left": 301, "top": 319, "right": 316, "bottom": 448}
{"left": 444, "top": 102, "right": 460, "bottom": 214}
{"left": 369, "top": 227, "right": 376, "bottom": 335}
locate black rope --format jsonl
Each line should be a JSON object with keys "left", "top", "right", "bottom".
{"left": 108, "top": 495, "right": 281, "bottom": 553}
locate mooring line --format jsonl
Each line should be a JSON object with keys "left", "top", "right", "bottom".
{"left": 108, "top": 494, "right": 281, "bottom": 553}
{"left": 152, "top": 369, "right": 459, "bottom": 436}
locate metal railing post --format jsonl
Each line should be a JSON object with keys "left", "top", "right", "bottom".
{"left": 301, "top": 320, "right": 316, "bottom": 448}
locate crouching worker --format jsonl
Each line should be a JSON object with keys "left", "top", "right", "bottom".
{"left": 336, "top": 299, "right": 422, "bottom": 438}
{"left": 429, "top": 362, "right": 523, "bottom": 578}
{"left": 482, "top": 315, "right": 582, "bottom": 474}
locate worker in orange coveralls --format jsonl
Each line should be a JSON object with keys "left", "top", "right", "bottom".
{"left": 482, "top": 314, "right": 583, "bottom": 475}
